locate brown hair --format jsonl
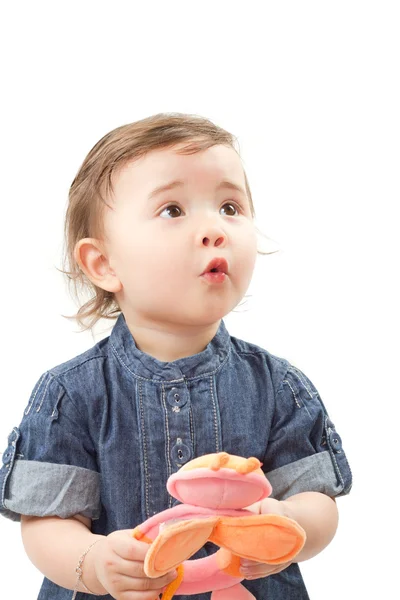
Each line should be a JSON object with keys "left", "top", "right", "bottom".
{"left": 61, "top": 112, "right": 270, "bottom": 331}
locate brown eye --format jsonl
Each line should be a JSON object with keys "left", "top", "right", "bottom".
{"left": 160, "top": 205, "right": 182, "bottom": 219}
{"left": 220, "top": 203, "right": 239, "bottom": 216}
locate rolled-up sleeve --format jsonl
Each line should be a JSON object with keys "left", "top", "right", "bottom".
{"left": 0, "top": 372, "right": 101, "bottom": 522}
{"left": 264, "top": 364, "right": 353, "bottom": 501}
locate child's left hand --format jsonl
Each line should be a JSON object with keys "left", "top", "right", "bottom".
{"left": 240, "top": 497, "right": 293, "bottom": 580}
{"left": 240, "top": 558, "right": 292, "bottom": 580}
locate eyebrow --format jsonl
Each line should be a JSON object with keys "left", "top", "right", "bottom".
{"left": 148, "top": 179, "right": 247, "bottom": 200}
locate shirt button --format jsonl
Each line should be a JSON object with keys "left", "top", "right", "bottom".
{"left": 2, "top": 448, "right": 13, "bottom": 465}
{"left": 167, "top": 387, "right": 188, "bottom": 409}
{"left": 329, "top": 431, "right": 342, "bottom": 453}
{"left": 171, "top": 441, "right": 192, "bottom": 465}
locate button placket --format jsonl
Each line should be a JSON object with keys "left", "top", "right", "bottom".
{"left": 166, "top": 386, "right": 192, "bottom": 468}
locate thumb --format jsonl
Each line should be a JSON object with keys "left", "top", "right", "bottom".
{"left": 243, "top": 501, "right": 261, "bottom": 514}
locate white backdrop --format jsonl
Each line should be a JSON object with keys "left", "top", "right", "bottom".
{"left": 0, "top": 1, "right": 398, "bottom": 598}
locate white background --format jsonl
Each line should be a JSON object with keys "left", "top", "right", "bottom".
{"left": 0, "top": 1, "right": 399, "bottom": 598}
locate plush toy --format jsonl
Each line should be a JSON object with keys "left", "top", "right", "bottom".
{"left": 132, "top": 452, "right": 306, "bottom": 600}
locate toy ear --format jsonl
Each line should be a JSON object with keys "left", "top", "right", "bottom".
{"left": 144, "top": 516, "right": 219, "bottom": 577}
{"left": 209, "top": 514, "right": 306, "bottom": 565}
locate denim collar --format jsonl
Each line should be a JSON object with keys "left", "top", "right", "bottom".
{"left": 109, "top": 313, "right": 231, "bottom": 382}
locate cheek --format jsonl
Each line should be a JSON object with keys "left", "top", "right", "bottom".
{"left": 238, "top": 227, "right": 258, "bottom": 270}
{"left": 114, "top": 237, "right": 181, "bottom": 284}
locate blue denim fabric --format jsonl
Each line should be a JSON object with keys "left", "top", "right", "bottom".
{"left": 0, "top": 314, "right": 352, "bottom": 599}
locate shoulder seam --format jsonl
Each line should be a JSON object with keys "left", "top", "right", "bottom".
{"left": 47, "top": 372, "right": 96, "bottom": 448}
{"left": 48, "top": 354, "right": 107, "bottom": 377}
{"left": 286, "top": 366, "right": 315, "bottom": 399}
{"left": 38, "top": 371, "right": 87, "bottom": 425}
{"left": 235, "top": 349, "right": 287, "bottom": 364}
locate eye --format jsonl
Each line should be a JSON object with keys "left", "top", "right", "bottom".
{"left": 159, "top": 205, "right": 183, "bottom": 219}
{"left": 220, "top": 202, "right": 240, "bottom": 216}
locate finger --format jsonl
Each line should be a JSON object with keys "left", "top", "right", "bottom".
{"left": 243, "top": 502, "right": 261, "bottom": 514}
{"left": 240, "top": 558, "right": 271, "bottom": 576}
{"left": 105, "top": 571, "right": 177, "bottom": 592}
{"left": 118, "top": 591, "right": 162, "bottom": 600}
{"left": 240, "top": 558, "right": 261, "bottom": 568}
{"left": 103, "top": 555, "right": 146, "bottom": 578}
{"left": 110, "top": 530, "right": 152, "bottom": 561}
{"left": 107, "top": 552, "right": 177, "bottom": 582}
{"left": 240, "top": 560, "right": 290, "bottom": 573}
{"left": 242, "top": 562, "right": 291, "bottom": 579}
{"left": 241, "top": 566, "right": 276, "bottom": 578}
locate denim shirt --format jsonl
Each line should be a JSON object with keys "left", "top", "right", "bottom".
{"left": 0, "top": 314, "right": 352, "bottom": 600}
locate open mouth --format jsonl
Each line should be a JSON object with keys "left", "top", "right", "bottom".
{"left": 201, "top": 258, "right": 229, "bottom": 284}
{"left": 202, "top": 258, "right": 229, "bottom": 276}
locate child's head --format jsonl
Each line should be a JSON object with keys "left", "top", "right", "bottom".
{"left": 63, "top": 113, "right": 260, "bottom": 331}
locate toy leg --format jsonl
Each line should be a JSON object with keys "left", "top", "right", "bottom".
{"left": 209, "top": 514, "right": 306, "bottom": 565}
{"left": 145, "top": 516, "right": 219, "bottom": 577}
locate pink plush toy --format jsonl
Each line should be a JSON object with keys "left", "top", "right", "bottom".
{"left": 132, "top": 453, "right": 306, "bottom": 599}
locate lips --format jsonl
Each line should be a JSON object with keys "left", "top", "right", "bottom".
{"left": 202, "top": 257, "right": 229, "bottom": 275}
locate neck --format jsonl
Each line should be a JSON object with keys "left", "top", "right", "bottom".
{"left": 123, "top": 315, "right": 222, "bottom": 362}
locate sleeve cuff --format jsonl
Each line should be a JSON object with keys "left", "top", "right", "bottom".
{"left": 266, "top": 451, "right": 352, "bottom": 500}
{"left": 2, "top": 460, "right": 101, "bottom": 522}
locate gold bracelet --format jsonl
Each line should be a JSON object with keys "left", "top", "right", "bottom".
{"left": 72, "top": 540, "right": 100, "bottom": 599}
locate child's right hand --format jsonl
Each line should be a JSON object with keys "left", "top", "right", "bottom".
{"left": 91, "top": 529, "right": 177, "bottom": 599}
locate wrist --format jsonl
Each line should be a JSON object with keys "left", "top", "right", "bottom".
{"left": 78, "top": 536, "right": 108, "bottom": 596}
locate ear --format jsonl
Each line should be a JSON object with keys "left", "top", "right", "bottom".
{"left": 74, "top": 238, "right": 122, "bottom": 293}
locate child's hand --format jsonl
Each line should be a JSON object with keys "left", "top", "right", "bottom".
{"left": 240, "top": 558, "right": 293, "bottom": 580}
{"left": 240, "top": 497, "right": 293, "bottom": 580}
{"left": 244, "top": 496, "right": 288, "bottom": 517}
{"left": 91, "top": 529, "right": 177, "bottom": 600}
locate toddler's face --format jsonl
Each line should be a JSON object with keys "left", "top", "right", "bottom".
{"left": 102, "top": 143, "right": 258, "bottom": 327}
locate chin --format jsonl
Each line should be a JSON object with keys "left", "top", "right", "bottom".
{"left": 191, "top": 306, "right": 236, "bottom": 327}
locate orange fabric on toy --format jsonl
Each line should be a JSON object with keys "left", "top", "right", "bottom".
{"left": 145, "top": 513, "right": 305, "bottom": 577}
{"left": 210, "top": 514, "right": 306, "bottom": 565}
{"left": 145, "top": 517, "right": 219, "bottom": 576}
{"left": 134, "top": 453, "right": 307, "bottom": 600}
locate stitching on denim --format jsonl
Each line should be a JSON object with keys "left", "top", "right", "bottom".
{"left": 331, "top": 449, "right": 344, "bottom": 489}
{"left": 189, "top": 406, "right": 195, "bottom": 453}
{"left": 325, "top": 417, "right": 345, "bottom": 490}
{"left": 110, "top": 341, "right": 232, "bottom": 383}
{"left": 51, "top": 387, "right": 64, "bottom": 419}
{"left": 289, "top": 366, "right": 315, "bottom": 398}
{"left": 209, "top": 376, "right": 220, "bottom": 452}
{"left": 36, "top": 374, "right": 54, "bottom": 413}
{"left": 187, "top": 345, "right": 232, "bottom": 382}
{"left": 161, "top": 384, "right": 173, "bottom": 509}
{"left": 24, "top": 373, "right": 47, "bottom": 415}
{"left": 283, "top": 379, "right": 302, "bottom": 409}
{"left": 49, "top": 355, "right": 106, "bottom": 377}
{"left": 1, "top": 463, "right": 8, "bottom": 508}
{"left": 51, "top": 377, "right": 96, "bottom": 451}
{"left": 110, "top": 343, "right": 179, "bottom": 382}
{"left": 138, "top": 380, "right": 150, "bottom": 519}
{"left": 1, "top": 427, "right": 18, "bottom": 508}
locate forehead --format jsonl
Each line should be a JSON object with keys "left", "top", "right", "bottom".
{"left": 112, "top": 143, "right": 246, "bottom": 197}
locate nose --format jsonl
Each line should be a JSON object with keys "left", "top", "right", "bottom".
{"left": 198, "top": 224, "right": 227, "bottom": 248}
